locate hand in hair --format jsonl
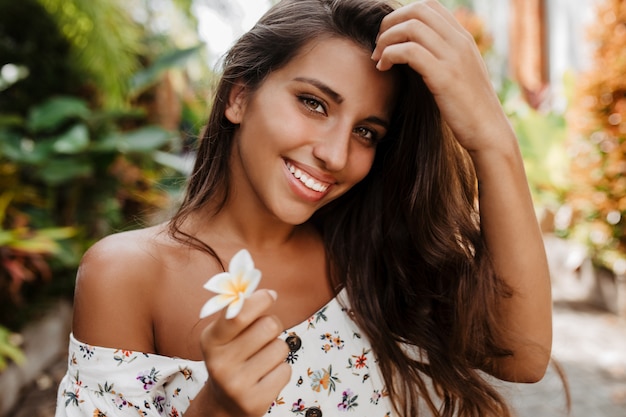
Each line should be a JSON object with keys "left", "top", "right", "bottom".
{"left": 372, "top": 0, "right": 509, "bottom": 154}
{"left": 185, "top": 290, "right": 291, "bottom": 417}
{"left": 373, "top": 0, "right": 553, "bottom": 383}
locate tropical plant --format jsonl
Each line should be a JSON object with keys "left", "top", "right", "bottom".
{"left": 0, "top": 0, "right": 213, "bottom": 372}
{"left": 35, "top": 0, "right": 144, "bottom": 108}
{"left": 0, "top": 95, "right": 184, "bottom": 236}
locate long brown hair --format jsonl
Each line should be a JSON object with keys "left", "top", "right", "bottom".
{"left": 170, "top": 0, "right": 515, "bottom": 415}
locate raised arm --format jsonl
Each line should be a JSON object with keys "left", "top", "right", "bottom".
{"left": 372, "top": 0, "right": 552, "bottom": 382}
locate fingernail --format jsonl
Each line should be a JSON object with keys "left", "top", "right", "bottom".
{"left": 267, "top": 289, "right": 278, "bottom": 300}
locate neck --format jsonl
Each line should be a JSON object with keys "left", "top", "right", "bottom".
{"left": 185, "top": 202, "right": 309, "bottom": 254}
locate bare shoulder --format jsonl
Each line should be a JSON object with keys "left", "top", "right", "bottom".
{"left": 72, "top": 224, "right": 173, "bottom": 353}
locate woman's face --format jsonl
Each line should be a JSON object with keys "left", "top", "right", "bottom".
{"left": 226, "top": 37, "right": 397, "bottom": 225}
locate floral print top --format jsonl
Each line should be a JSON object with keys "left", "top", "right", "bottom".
{"left": 55, "top": 290, "right": 404, "bottom": 417}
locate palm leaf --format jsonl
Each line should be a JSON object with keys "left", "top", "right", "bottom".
{"left": 37, "top": 0, "right": 144, "bottom": 108}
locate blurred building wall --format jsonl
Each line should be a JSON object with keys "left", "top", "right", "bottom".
{"left": 471, "top": 0, "right": 601, "bottom": 110}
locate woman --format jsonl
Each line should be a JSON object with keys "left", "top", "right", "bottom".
{"left": 56, "top": 0, "right": 553, "bottom": 416}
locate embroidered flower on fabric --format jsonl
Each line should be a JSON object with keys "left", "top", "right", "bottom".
{"left": 136, "top": 367, "right": 160, "bottom": 391}
{"left": 153, "top": 395, "right": 166, "bottom": 413}
{"left": 79, "top": 344, "right": 95, "bottom": 359}
{"left": 347, "top": 348, "right": 370, "bottom": 372}
{"left": 320, "top": 331, "right": 344, "bottom": 352}
{"left": 291, "top": 398, "right": 306, "bottom": 414}
{"left": 308, "top": 365, "right": 340, "bottom": 394}
{"left": 113, "top": 393, "right": 131, "bottom": 410}
{"left": 199, "top": 249, "right": 261, "bottom": 319}
{"left": 179, "top": 366, "right": 193, "bottom": 381}
{"left": 286, "top": 350, "right": 299, "bottom": 364}
{"left": 337, "top": 388, "right": 358, "bottom": 411}
{"left": 371, "top": 389, "right": 382, "bottom": 405}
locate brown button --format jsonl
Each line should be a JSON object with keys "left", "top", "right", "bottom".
{"left": 285, "top": 333, "right": 302, "bottom": 352}
{"left": 305, "top": 406, "right": 322, "bottom": 417}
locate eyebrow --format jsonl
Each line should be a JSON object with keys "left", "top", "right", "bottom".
{"left": 364, "top": 115, "right": 390, "bottom": 130}
{"left": 293, "top": 77, "right": 344, "bottom": 104}
{"left": 293, "top": 77, "right": 390, "bottom": 129}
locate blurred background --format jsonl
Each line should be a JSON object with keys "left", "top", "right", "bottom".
{"left": 0, "top": 0, "right": 625, "bottom": 415}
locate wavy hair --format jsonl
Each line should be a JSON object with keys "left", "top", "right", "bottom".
{"left": 169, "top": 0, "right": 514, "bottom": 415}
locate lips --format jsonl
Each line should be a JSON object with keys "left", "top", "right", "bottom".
{"left": 285, "top": 161, "right": 331, "bottom": 193}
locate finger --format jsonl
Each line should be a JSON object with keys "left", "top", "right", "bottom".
{"left": 245, "top": 337, "right": 291, "bottom": 382}
{"left": 254, "top": 361, "right": 292, "bottom": 401}
{"left": 220, "top": 314, "right": 284, "bottom": 363}
{"left": 423, "top": 0, "right": 467, "bottom": 31}
{"left": 376, "top": 41, "right": 436, "bottom": 74}
{"left": 225, "top": 361, "right": 292, "bottom": 417}
{"left": 215, "top": 338, "right": 289, "bottom": 399}
{"left": 373, "top": 18, "right": 444, "bottom": 63}
{"left": 202, "top": 289, "right": 277, "bottom": 347}
{"left": 379, "top": 0, "right": 464, "bottom": 37}
{"left": 374, "top": 0, "right": 472, "bottom": 63}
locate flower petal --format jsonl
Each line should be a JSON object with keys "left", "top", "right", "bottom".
{"left": 225, "top": 295, "right": 245, "bottom": 319}
{"left": 242, "top": 269, "right": 261, "bottom": 297}
{"left": 199, "top": 294, "right": 235, "bottom": 319}
{"left": 203, "top": 272, "right": 234, "bottom": 293}
{"left": 229, "top": 249, "right": 254, "bottom": 277}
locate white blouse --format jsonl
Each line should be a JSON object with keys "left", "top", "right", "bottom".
{"left": 56, "top": 291, "right": 400, "bottom": 417}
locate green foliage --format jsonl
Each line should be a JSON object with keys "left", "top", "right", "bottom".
{"left": 0, "top": 327, "right": 24, "bottom": 372}
{"left": 1, "top": 95, "right": 182, "bottom": 225}
{"left": 130, "top": 44, "right": 205, "bottom": 95}
{"left": 0, "top": 95, "right": 186, "bottom": 337}
{"left": 500, "top": 80, "right": 571, "bottom": 209}
{"left": 0, "top": 0, "right": 83, "bottom": 115}
{"left": 0, "top": 0, "right": 211, "bottom": 373}
{"left": 36, "top": 0, "right": 144, "bottom": 108}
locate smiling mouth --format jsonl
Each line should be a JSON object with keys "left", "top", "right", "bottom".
{"left": 285, "top": 161, "right": 331, "bottom": 193}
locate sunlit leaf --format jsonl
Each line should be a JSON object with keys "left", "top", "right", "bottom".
{"left": 9, "top": 236, "right": 60, "bottom": 254}
{"left": 0, "top": 114, "right": 24, "bottom": 129}
{"left": 37, "top": 158, "right": 93, "bottom": 185}
{"left": 92, "top": 126, "right": 174, "bottom": 153}
{"left": 35, "top": 227, "right": 76, "bottom": 240}
{"left": 0, "top": 131, "right": 24, "bottom": 160}
{"left": 0, "top": 230, "right": 13, "bottom": 246}
{"left": 38, "top": 0, "right": 143, "bottom": 108}
{"left": 153, "top": 150, "right": 194, "bottom": 174}
{"left": 0, "top": 133, "right": 57, "bottom": 165}
{"left": 52, "top": 124, "right": 90, "bottom": 154}
{"left": 27, "top": 96, "right": 90, "bottom": 133}
{"left": 0, "top": 326, "right": 25, "bottom": 371}
{"left": 130, "top": 45, "right": 204, "bottom": 94}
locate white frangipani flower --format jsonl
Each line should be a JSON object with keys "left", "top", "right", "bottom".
{"left": 199, "top": 249, "right": 261, "bottom": 319}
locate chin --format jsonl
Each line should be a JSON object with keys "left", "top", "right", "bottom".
{"left": 272, "top": 202, "right": 320, "bottom": 226}
{"left": 278, "top": 211, "right": 316, "bottom": 226}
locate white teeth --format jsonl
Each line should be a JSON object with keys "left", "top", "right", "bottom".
{"left": 286, "top": 162, "right": 329, "bottom": 193}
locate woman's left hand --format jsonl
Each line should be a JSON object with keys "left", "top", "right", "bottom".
{"left": 371, "top": 0, "right": 510, "bottom": 153}
{"left": 373, "top": 2, "right": 554, "bottom": 383}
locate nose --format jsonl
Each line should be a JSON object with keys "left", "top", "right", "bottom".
{"left": 312, "top": 126, "right": 351, "bottom": 172}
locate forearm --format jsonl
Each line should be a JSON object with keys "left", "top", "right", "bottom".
{"left": 469, "top": 125, "right": 553, "bottom": 382}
